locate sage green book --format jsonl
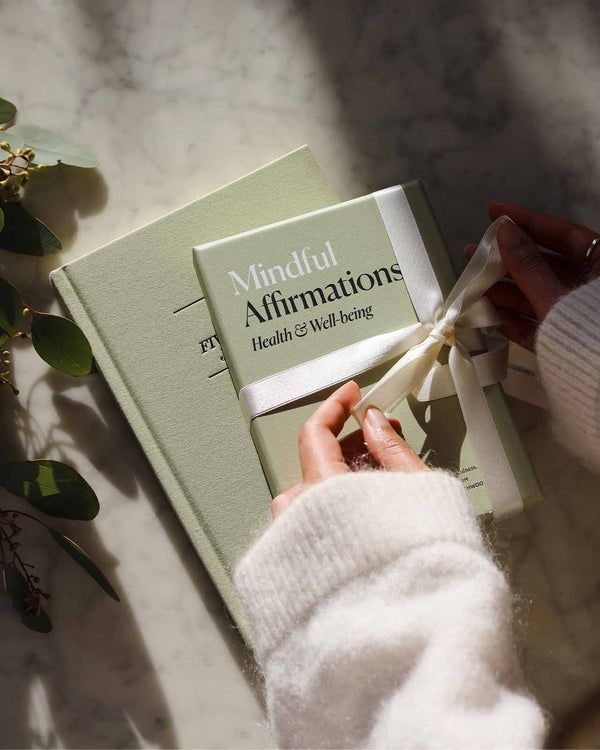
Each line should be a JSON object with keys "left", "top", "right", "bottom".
{"left": 50, "top": 147, "right": 339, "bottom": 642}
{"left": 194, "top": 181, "right": 542, "bottom": 518}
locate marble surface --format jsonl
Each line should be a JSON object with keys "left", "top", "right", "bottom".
{"left": 1, "top": 0, "right": 599, "bottom": 747}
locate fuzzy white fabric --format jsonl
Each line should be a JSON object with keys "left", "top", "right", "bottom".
{"left": 236, "top": 472, "right": 545, "bottom": 748}
{"left": 235, "top": 278, "right": 600, "bottom": 749}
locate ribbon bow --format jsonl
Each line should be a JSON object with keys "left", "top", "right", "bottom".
{"left": 239, "top": 190, "right": 522, "bottom": 518}
{"left": 353, "top": 215, "right": 511, "bottom": 420}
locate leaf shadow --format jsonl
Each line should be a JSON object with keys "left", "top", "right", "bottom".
{"left": 21, "top": 165, "right": 108, "bottom": 253}
{"left": 0, "top": 359, "right": 261, "bottom": 747}
{"left": 0, "top": 165, "right": 109, "bottom": 312}
{"left": 51, "top": 388, "right": 140, "bottom": 500}
{"left": 0, "top": 373, "right": 179, "bottom": 746}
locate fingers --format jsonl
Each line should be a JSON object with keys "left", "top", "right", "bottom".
{"left": 497, "top": 309, "right": 537, "bottom": 350}
{"left": 298, "top": 380, "right": 361, "bottom": 484}
{"left": 272, "top": 482, "right": 304, "bottom": 518}
{"left": 467, "top": 221, "right": 560, "bottom": 341}
{"left": 496, "top": 222, "right": 566, "bottom": 320}
{"left": 339, "top": 419, "right": 403, "bottom": 468}
{"left": 276, "top": 417, "right": 406, "bottom": 519}
{"left": 363, "top": 407, "right": 425, "bottom": 471}
{"left": 486, "top": 280, "right": 536, "bottom": 318}
{"left": 465, "top": 241, "right": 539, "bottom": 346}
{"left": 339, "top": 428, "right": 368, "bottom": 466}
{"left": 490, "top": 201, "right": 598, "bottom": 268}
{"left": 465, "top": 242, "right": 580, "bottom": 289}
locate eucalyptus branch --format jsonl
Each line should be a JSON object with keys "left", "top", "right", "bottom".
{"left": 0, "top": 95, "right": 111, "bottom": 631}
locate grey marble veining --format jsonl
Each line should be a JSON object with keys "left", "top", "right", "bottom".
{"left": 0, "top": 0, "right": 599, "bottom": 747}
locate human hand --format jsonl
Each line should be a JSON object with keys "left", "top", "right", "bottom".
{"left": 271, "top": 380, "right": 425, "bottom": 518}
{"left": 466, "top": 202, "right": 599, "bottom": 349}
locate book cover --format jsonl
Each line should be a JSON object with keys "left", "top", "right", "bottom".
{"left": 194, "top": 181, "right": 542, "bottom": 518}
{"left": 50, "top": 146, "right": 339, "bottom": 642}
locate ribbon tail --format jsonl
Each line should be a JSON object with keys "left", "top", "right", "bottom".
{"left": 502, "top": 340, "right": 549, "bottom": 409}
{"left": 414, "top": 333, "right": 509, "bottom": 401}
{"left": 352, "top": 337, "right": 442, "bottom": 425}
{"left": 449, "top": 342, "right": 522, "bottom": 519}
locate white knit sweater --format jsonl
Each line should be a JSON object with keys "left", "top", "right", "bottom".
{"left": 235, "top": 278, "right": 600, "bottom": 749}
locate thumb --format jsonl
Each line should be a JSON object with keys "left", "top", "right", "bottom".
{"left": 363, "top": 407, "right": 425, "bottom": 471}
{"left": 497, "top": 221, "right": 566, "bottom": 320}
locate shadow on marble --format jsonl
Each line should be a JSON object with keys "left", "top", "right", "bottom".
{"left": 0, "top": 525, "right": 175, "bottom": 749}
{"left": 294, "top": 1, "right": 600, "bottom": 263}
{"left": 0, "top": 362, "right": 259, "bottom": 748}
{"left": 0, "top": 371, "right": 176, "bottom": 747}
{"left": 293, "top": 1, "right": 600, "bottom": 740}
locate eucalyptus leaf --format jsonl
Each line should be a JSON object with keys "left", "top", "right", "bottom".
{"left": 2, "top": 564, "right": 52, "bottom": 632}
{"left": 0, "top": 202, "right": 61, "bottom": 256}
{"left": 0, "top": 277, "right": 23, "bottom": 336}
{"left": 31, "top": 312, "right": 93, "bottom": 376}
{"left": 0, "top": 98, "right": 17, "bottom": 127}
{"left": 2, "top": 124, "right": 98, "bottom": 168}
{"left": 48, "top": 529, "right": 119, "bottom": 601}
{"left": 0, "top": 459, "right": 99, "bottom": 520}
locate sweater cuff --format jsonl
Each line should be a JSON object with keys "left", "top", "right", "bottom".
{"left": 235, "top": 470, "right": 483, "bottom": 661}
{"left": 536, "top": 279, "right": 600, "bottom": 470}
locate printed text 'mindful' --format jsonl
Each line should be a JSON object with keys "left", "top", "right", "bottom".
{"left": 227, "top": 243, "right": 337, "bottom": 296}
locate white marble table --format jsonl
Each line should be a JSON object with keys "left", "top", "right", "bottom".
{"left": 1, "top": 1, "right": 599, "bottom": 747}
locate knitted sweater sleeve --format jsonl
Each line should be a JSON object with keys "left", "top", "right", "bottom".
{"left": 535, "top": 277, "right": 600, "bottom": 472}
{"left": 235, "top": 471, "right": 544, "bottom": 749}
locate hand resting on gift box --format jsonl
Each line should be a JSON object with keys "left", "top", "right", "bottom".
{"left": 466, "top": 202, "right": 600, "bottom": 350}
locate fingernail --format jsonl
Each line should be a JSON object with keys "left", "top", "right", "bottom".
{"left": 365, "top": 406, "right": 390, "bottom": 429}
{"left": 498, "top": 221, "right": 528, "bottom": 249}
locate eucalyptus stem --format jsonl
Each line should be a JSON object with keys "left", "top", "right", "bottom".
{"left": 0, "top": 508, "right": 49, "bottom": 529}
{"left": 0, "top": 523, "right": 46, "bottom": 613}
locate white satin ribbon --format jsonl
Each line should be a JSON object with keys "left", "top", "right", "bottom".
{"left": 239, "top": 186, "right": 524, "bottom": 518}
{"left": 502, "top": 340, "right": 549, "bottom": 409}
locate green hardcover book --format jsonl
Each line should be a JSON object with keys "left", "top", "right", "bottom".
{"left": 50, "top": 147, "right": 339, "bottom": 642}
{"left": 194, "top": 181, "right": 543, "bottom": 518}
